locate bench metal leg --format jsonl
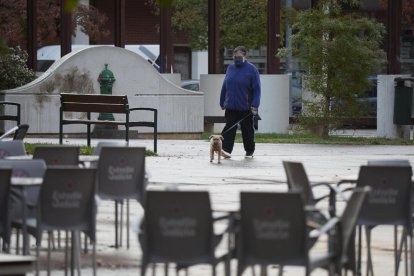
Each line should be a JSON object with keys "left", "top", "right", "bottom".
{"left": 87, "top": 113, "right": 91, "bottom": 147}
{"left": 154, "top": 126, "right": 157, "bottom": 153}
{"left": 59, "top": 123, "right": 64, "bottom": 144}
{"left": 126, "top": 124, "right": 129, "bottom": 143}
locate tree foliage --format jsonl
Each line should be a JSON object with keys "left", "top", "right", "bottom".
{"left": 145, "top": 0, "right": 268, "bottom": 50}
{"left": 279, "top": 0, "right": 386, "bottom": 138}
{"left": 379, "top": 0, "right": 414, "bottom": 34}
{"left": 0, "top": 47, "right": 36, "bottom": 90}
{"left": 0, "top": 0, "right": 109, "bottom": 48}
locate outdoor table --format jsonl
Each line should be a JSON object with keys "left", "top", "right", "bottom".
{"left": 6, "top": 154, "right": 100, "bottom": 166}
{"left": 78, "top": 155, "right": 99, "bottom": 163}
{"left": 5, "top": 155, "right": 32, "bottom": 160}
{"left": 11, "top": 177, "right": 43, "bottom": 255}
{"left": 0, "top": 253, "right": 36, "bottom": 275}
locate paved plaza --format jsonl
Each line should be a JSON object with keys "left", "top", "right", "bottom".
{"left": 20, "top": 136, "right": 414, "bottom": 275}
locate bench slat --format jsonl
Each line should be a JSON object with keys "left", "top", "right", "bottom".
{"left": 60, "top": 93, "right": 128, "bottom": 104}
{"left": 62, "top": 103, "right": 127, "bottom": 113}
{"left": 62, "top": 119, "right": 128, "bottom": 125}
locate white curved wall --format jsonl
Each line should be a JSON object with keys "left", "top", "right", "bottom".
{"left": 0, "top": 46, "right": 204, "bottom": 134}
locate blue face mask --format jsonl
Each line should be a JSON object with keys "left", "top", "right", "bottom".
{"left": 233, "top": 56, "right": 244, "bottom": 67}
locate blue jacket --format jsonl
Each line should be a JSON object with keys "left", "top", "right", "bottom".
{"left": 220, "top": 61, "right": 261, "bottom": 111}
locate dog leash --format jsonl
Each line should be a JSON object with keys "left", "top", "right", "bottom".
{"left": 221, "top": 113, "right": 253, "bottom": 135}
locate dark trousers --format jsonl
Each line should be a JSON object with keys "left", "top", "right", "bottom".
{"left": 221, "top": 109, "right": 255, "bottom": 154}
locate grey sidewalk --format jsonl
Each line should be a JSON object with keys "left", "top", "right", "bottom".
{"left": 23, "top": 137, "right": 414, "bottom": 275}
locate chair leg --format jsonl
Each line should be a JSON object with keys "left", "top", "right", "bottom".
{"left": 224, "top": 257, "right": 231, "bottom": 276}
{"left": 410, "top": 235, "right": 414, "bottom": 276}
{"left": 152, "top": 263, "right": 156, "bottom": 276}
{"left": 394, "top": 226, "right": 408, "bottom": 276}
{"left": 115, "top": 201, "right": 119, "bottom": 248}
{"left": 278, "top": 265, "right": 284, "bottom": 276}
{"left": 252, "top": 265, "right": 256, "bottom": 276}
{"left": 396, "top": 227, "right": 406, "bottom": 276}
{"left": 140, "top": 262, "right": 147, "bottom": 276}
{"left": 395, "top": 226, "right": 398, "bottom": 276}
{"left": 65, "top": 230, "right": 69, "bottom": 276}
{"left": 58, "top": 230, "right": 61, "bottom": 249}
{"left": 84, "top": 233, "right": 89, "bottom": 254}
{"left": 366, "top": 227, "right": 374, "bottom": 276}
{"left": 357, "top": 226, "right": 362, "bottom": 276}
{"left": 92, "top": 239, "right": 97, "bottom": 276}
{"left": 36, "top": 243, "right": 40, "bottom": 276}
{"left": 47, "top": 233, "right": 51, "bottom": 276}
{"left": 405, "top": 232, "right": 408, "bottom": 276}
{"left": 127, "top": 199, "right": 130, "bottom": 249}
{"left": 75, "top": 231, "right": 81, "bottom": 276}
{"left": 260, "top": 265, "right": 267, "bottom": 276}
{"left": 165, "top": 263, "right": 169, "bottom": 276}
{"left": 120, "top": 200, "right": 124, "bottom": 248}
{"left": 16, "top": 229, "right": 20, "bottom": 254}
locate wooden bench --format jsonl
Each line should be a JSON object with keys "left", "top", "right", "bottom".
{"left": 59, "top": 93, "right": 158, "bottom": 152}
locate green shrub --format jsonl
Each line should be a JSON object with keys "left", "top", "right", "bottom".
{"left": 0, "top": 47, "right": 36, "bottom": 90}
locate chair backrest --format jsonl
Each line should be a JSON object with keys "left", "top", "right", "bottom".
{"left": 282, "top": 161, "right": 315, "bottom": 205}
{"left": 37, "top": 167, "right": 97, "bottom": 241}
{"left": 356, "top": 165, "right": 412, "bottom": 230}
{"left": 142, "top": 190, "right": 214, "bottom": 265}
{"left": 33, "top": 145, "right": 80, "bottom": 166}
{"left": 96, "top": 147, "right": 146, "bottom": 201}
{"left": 0, "top": 141, "right": 26, "bottom": 158}
{"left": 93, "top": 141, "right": 128, "bottom": 156}
{"left": 13, "top": 124, "right": 29, "bottom": 141}
{"left": 0, "top": 169, "right": 12, "bottom": 240}
{"left": 238, "top": 192, "right": 308, "bottom": 267}
{"left": 337, "top": 187, "right": 370, "bottom": 267}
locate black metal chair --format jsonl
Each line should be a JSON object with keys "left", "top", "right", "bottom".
{"left": 13, "top": 124, "right": 29, "bottom": 141}
{"left": 0, "top": 101, "right": 21, "bottom": 126}
{"left": 33, "top": 145, "right": 81, "bottom": 249}
{"left": 0, "top": 159, "right": 47, "bottom": 255}
{"left": 282, "top": 161, "right": 338, "bottom": 221}
{"left": 96, "top": 146, "right": 146, "bottom": 248}
{"left": 236, "top": 188, "right": 370, "bottom": 276}
{"left": 0, "top": 168, "right": 12, "bottom": 252}
{"left": 33, "top": 145, "right": 80, "bottom": 166}
{"left": 0, "top": 124, "right": 29, "bottom": 141}
{"left": 353, "top": 165, "right": 413, "bottom": 276}
{"left": 23, "top": 168, "right": 97, "bottom": 276}
{"left": 139, "top": 190, "right": 231, "bottom": 276}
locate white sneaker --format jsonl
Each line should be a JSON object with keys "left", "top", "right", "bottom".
{"left": 221, "top": 150, "right": 231, "bottom": 159}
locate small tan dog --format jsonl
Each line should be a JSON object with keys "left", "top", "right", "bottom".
{"left": 209, "top": 135, "right": 224, "bottom": 163}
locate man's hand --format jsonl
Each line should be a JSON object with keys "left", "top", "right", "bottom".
{"left": 250, "top": 106, "right": 258, "bottom": 115}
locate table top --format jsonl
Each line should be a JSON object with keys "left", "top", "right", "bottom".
{"left": 5, "top": 154, "right": 99, "bottom": 163}
{"left": 11, "top": 177, "right": 43, "bottom": 186}
{"left": 0, "top": 253, "right": 35, "bottom": 275}
{"left": 78, "top": 155, "right": 99, "bottom": 163}
{"left": 5, "top": 155, "right": 32, "bottom": 160}
{"left": 0, "top": 253, "right": 36, "bottom": 263}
